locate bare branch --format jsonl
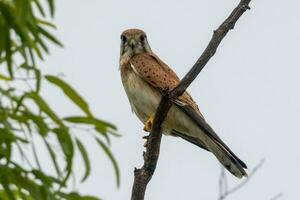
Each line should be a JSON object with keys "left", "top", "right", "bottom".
{"left": 270, "top": 193, "right": 283, "bottom": 200}
{"left": 219, "top": 158, "right": 265, "bottom": 200}
{"left": 131, "top": 1, "right": 252, "bottom": 199}
{"left": 219, "top": 167, "right": 228, "bottom": 198}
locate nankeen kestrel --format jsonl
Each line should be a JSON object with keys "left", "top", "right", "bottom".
{"left": 119, "top": 28, "right": 247, "bottom": 178}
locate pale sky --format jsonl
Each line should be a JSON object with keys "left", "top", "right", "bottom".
{"left": 39, "top": 0, "right": 300, "bottom": 199}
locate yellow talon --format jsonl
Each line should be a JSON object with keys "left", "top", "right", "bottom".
{"left": 143, "top": 115, "right": 154, "bottom": 132}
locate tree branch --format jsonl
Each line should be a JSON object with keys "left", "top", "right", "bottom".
{"left": 131, "top": 1, "right": 252, "bottom": 199}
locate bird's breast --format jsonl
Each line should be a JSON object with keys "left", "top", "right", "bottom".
{"left": 120, "top": 63, "right": 200, "bottom": 136}
{"left": 120, "top": 64, "right": 160, "bottom": 123}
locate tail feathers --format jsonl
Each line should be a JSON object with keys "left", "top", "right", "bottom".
{"left": 172, "top": 130, "right": 247, "bottom": 178}
{"left": 207, "top": 139, "right": 247, "bottom": 178}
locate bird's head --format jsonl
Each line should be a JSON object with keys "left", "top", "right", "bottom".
{"left": 120, "top": 29, "right": 152, "bottom": 64}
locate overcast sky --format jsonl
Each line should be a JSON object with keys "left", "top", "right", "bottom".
{"left": 39, "top": 0, "right": 300, "bottom": 199}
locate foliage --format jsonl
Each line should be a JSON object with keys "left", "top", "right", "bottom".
{"left": 0, "top": 0, "right": 119, "bottom": 199}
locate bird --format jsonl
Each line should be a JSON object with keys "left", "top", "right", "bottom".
{"left": 119, "top": 28, "right": 247, "bottom": 178}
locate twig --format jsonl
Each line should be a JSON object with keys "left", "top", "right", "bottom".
{"left": 130, "top": 1, "right": 252, "bottom": 199}
{"left": 270, "top": 193, "right": 283, "bottom": 200}
{"left": 219, "top": 158, "right": 265, "bottom": 200}
{"left": 219, "top": 167, "right": 228, "bottom": 198}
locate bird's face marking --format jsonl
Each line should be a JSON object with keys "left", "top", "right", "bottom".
{"left": 120, "top": 29, "right": 152, "bottom": 61}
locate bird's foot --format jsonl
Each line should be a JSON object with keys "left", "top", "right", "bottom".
{"left": 143, "top": 115, "right": 154, "bottom": 132}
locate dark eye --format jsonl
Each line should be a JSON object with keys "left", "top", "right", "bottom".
{"left": 140, "top": 34, "right": 146, "bottom": 42}
{"left": 121, "top": 35, "right": 127, "bottom": 43}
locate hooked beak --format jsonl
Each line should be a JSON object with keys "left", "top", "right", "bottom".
{"left": 129, "top": 39, "right": 137, "bottom": 49}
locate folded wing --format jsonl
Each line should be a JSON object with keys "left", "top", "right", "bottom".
{"left": 129, "top": 53, "right": 247, "bottom": 178}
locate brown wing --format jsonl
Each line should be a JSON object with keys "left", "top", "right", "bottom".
{"left": 129, "top": 53, "right": 247, "bottom": 174}
{"left": 129, "top": 54, "right": 247, "bottom": 175}
{"left": 129, "top": 53, "right": 203, "bottom": 117}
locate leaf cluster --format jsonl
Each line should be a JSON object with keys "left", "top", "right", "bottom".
{"left": 0, "top": 1, "right": 119, "bottom": 199}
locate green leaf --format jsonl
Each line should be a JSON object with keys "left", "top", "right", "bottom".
{"left": 27, "top": 92, "right": 65, "bottom": 127}
{"left": 47, "top": 0, "right": 55, "bottom": 17}
{"left": 14, "top": 93, "right": 27, "bottom": 114}
{"left": 38, "top": 25, "right": 63, "bottom": 47}
{"left": 45, "top": 75, "right": 93, "bottom": 117}
{"left": 107, "top": 128, "right": 122, "bottom": 137}
{"left": 64, "top": 116, "right": 117, "bottom": 130}
{"left": 95, "top": 137, "right": 120, "bottom": 187}
{"left": 31, "top": 170, "right": 53, "bottom": 187}
{"left": 20, "top": 64, "right": 42, "bottom": 93}
{"left": 95, "top": 126, "right": 111, "bottom": 145}
{"left": 12, "top": 171, "right": 44, "bottom": 200}
{"left": 27, "top": 23, "right": 49, "bottom": 54}
{"left": 52, "top": 127, "right": 74, "bottom": 183}
{"left": 3, "top": 22, "right": 13, "bottom": 78}
{"left": 22, "top": 111, "right": 48, "bottom": 136}
{"left": 34, "top": 68, "right": 41, "bottom": 93}
{"left": 36, "top": 18, "right": 56, "bottom": 29}
{"left": 43, "top": 138, "right": 62, "bottom": 178}
{"left": 0, "top": 177, "right": 15, "bottom": 200}
{"left": 75, "top": 138, "right": 91, "bottom": 182}
{"left": 32, "top": 0, "right": 45, "bottom": 17}
{"left": 0, "top": 73, "right": 12, "bottom": 81}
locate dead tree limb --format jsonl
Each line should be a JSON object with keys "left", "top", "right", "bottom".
{"left": 131, "top": 1, "right": 252, "bottom": 199}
